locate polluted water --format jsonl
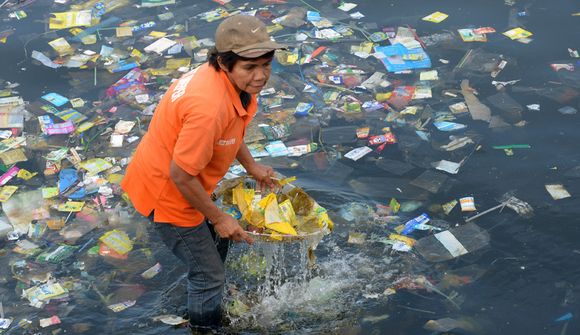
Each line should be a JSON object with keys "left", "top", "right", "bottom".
{"left": 0, "top": 0, "right": 579, "bottom": 334}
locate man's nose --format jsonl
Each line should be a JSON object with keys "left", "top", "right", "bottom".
{"left": 253, "top": 67, "right": 268, "bottom": 81}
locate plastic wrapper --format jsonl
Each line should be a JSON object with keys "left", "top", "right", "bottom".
{"left": 99, "top": 229, "right": 133, "bottom": 255}
{"left": 22, "top": 282, "right": 68, "bottom": 306}
{"left": 36, "top": 244, "right": 78, "bottom": 263}
{"left": 498, "top": 193, "right": 534, "bottom": 218}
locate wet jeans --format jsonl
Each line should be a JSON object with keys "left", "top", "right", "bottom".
{"left": 153, "top": 219, "right": 229, "bottom": 329}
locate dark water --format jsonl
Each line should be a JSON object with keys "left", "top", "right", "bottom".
{"left": 1, "top": 0, "right": 580, "bottom": 334}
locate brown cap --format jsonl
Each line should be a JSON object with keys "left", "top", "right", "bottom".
{"left": 215, "top": 15, "right": 286, "bottom": 58}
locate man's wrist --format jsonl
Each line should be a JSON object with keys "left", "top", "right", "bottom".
{"left": 208, "top": 212, "right": 226, "bottom": 225}
{"left": 242, "top": 161, "right": 257, "bottom": 174}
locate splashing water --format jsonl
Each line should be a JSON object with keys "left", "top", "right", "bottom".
{"left": 226, "top": 240, "right": 358, "bottom": 331}
{"left": 223, "top": 225, "right": 402, "bottom": 333}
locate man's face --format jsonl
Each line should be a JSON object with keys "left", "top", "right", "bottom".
{"left": 221, "top": 56, "right": 272, "bottom": 95}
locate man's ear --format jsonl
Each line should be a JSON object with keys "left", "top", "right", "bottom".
{"left": 217, "top": 58, "right": 228, "bottom": 72}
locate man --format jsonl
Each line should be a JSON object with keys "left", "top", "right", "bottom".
{"left": 121, "top": 15, "right": 285, "bottom": 330}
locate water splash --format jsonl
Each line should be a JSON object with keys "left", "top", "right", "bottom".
{"left": 224, "top": 230, "right": 399, "bottom": 333}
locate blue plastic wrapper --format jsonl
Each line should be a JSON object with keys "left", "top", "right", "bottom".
{"left": 226, "top": 206, "right": 242, "bottom": 220}
{"left": 555, "top": 312, "right": 573, "bottom": 322}
{"left": 59, "top": 169, "right": 86, "bottom": 200}
{"left": 41, "top": 93, "right": 69, "bottom": 107}
{"left": 295, "top": 102, "right": 314, "bottom": 117}
{"left": 401, "top": 213, "right": 431, "bottom": 235}
{"left": 433, "top": 121, "right": 467, "bottom": 132}
{"left": 132, "top": 21, "right": 156, "bottom": 32}
{"left": 111, "top": 60, "right": 139, "bottom": 73}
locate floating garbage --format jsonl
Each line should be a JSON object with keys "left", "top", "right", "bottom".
{"left": 415, "top": 222, "right": 490, "bottom": 262}
{"left": 545, "top": 184, "right": 572, "bottom": 200}
{"left": 0, "top": 0, "right": 575, "bottom": 333}
{"left": 424, "top": 317, "right": 480, "bottom": 332}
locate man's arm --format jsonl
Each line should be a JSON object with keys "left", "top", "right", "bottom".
{"left": 236, "top": 141, "right": 256, "bottom": 170}
{"left": 169, "top": 160, "right": 252, "bottom": 244}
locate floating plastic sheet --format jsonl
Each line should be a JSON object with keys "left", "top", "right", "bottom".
{"left": 320, "top": 160, "right": 354, "bottom": 184}
{"left": 2, "top": 190, "right": 44, "bottom": 234}
{"left": 453, "top": 48, "right": 507, "bottom": 76}
{"left": 320, "top": 126, "right": 358, "bottom": 145}
{"left": 410, "top": 170, "right": 452, "bottom": 194}
{"left": 349, "top": 177, "right": 430, "bottom": 200}
{"left": 375, "top": 158, "right": 416, "bottom": 176}
{"left": 424, "top": 317, "right": 478, "bottom": 332}
{"left": 486, "top": 92, "right": 523, "bottom": 124}
{"left": 415, "top": 222, "right": 490, "bottom": 262}
{"left": 460, "top": 79, "right": 491, "bottom": 122}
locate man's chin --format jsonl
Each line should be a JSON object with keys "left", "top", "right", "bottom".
{"left": 245, "top": 87, "right": 263, "bottom": 94}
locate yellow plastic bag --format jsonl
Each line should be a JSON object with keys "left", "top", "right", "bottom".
{"left": 232, "top": 184, "right": 254, "bottom": 223}
{"left": 317, "top": 211, "right": 334, "bottom": 231}
{"left": 268, "top": 232, "right": 282, "bottom": 241}
{"left": 267, "top": 222, "right": 297, "bottom": 236}
{"left": 278, "top": 199, "right": 298, "bottom": 227}
{"left": 261, "top": 193, "right": 297, "bottom": 235}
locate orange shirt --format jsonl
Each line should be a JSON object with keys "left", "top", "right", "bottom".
{"left": 121, "top": 63, "right": 257, "bottom": 227}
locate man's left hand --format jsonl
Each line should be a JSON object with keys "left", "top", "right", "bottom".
{"left": 246, "top": 163, "right": 276, "bottom": 190}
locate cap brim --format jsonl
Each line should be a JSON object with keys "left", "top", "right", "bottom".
{"left": 233, "top": 41, "right": 287, "bottom": 58}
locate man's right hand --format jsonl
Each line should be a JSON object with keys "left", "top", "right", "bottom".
{"left": 212, "top": 215, "right": 253, "bottom": 244}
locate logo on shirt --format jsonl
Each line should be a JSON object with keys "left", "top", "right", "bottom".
{"left": 170, "top": 67, "right": 199, "bottom": 102}
{"left": 217, "top": 138, "right": 236, "bottom": 146}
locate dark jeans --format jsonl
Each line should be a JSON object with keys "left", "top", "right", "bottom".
{"left": 153, "top": 218, "right": 230, "bottom": 329}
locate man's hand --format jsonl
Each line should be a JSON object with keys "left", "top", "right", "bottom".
{"left": 246, "top": 162, "right": 276, "bottom": 191}
{"left": 212, "top": 215, "right": 253, "bottom": 244}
